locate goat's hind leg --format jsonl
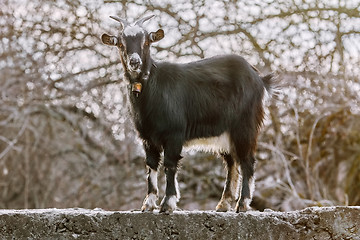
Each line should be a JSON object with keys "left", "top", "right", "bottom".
{"left": 216, "top": 153, "right": 240, "bottom": 212}
{"left": 141, "top": 143, "right": 161, "bottom": 212}
{"left": 235, "top": 154, "right": 256, "bottom": 212}
{"left": 231, "top": 128, "right": 257, "bottom": 212}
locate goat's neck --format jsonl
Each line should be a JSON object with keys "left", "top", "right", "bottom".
{"left": 124, "top": 56, "right": 155, "bottom": 99}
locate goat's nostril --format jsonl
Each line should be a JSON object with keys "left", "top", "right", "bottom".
{"left": 129, "top": 59, "right": 141, "bottom": 70}
{"left": 130, "top": 59, "right": 140, "bottom": 65}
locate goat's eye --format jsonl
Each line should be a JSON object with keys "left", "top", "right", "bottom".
{"left": 118, "top": 42, "right": 123, "bottom": 48}
{"left": 144, "top": 41, "right": 149, "bottom": 46}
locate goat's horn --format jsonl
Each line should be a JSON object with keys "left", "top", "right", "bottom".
{"left": 109, "top": 16, "right": 128, "bottom": 29}
{"left": 135, "top": 15, "right": 155, "bottom": 26}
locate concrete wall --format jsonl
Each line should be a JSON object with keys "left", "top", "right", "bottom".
{"left": 0, "top": 207, "right": 359, "bottom": 239}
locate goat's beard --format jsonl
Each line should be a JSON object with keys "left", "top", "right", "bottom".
{"left": 127, "top": 67, "right": 142, "bottom": 79}
{"left": 128, "top": 69, "right": 141, "bottom": 79}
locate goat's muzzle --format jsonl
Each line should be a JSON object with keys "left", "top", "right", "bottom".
{"left": 130, "top": 58, "right": 141, "bottom": 69}
{"left": 128, "top": 53, "right": 142, "bottom": 72}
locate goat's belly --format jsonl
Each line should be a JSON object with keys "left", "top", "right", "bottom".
{"left": 184, "top": 132, "right": 231, "bottom": 153}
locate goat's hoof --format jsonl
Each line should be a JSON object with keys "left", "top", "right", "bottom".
{"left": 235, "top": 206, "right": 247, "bottom": 213}
{"left": 159, "top": 195, "right": 177, "bottom": 214}
{"left": 216, "top": 200, "right": 232, "bottom": 212}
{"left": 159, "top": 206, "right": 173, "bottom": 214}
{"left": 141, "top": 205, "right": 157, "bottom": 212}
{"left": 235, "top": 202, "right": 252, "bottom": 213}
{"left": 235, "top": 198, "right": 253, "bottom": 213}
{"left": 141, "top": 193, "right": 158, "bottom": 212}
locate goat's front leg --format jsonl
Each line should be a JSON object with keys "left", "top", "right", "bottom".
{"left": 141, "top": 143, "right": 161, "bottom": 212}
{"left": 160, "top": 141, "right": 182, "bottom": 213}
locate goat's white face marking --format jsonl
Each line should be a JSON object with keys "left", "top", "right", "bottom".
{"left": 127, "top": 52, "right": 142, "bottom": 72}
{"left": 127, "top": 52, "right": 142, "bottom": 79}
{"left": 123, "top": 25, "right": 144, "bottom": 37}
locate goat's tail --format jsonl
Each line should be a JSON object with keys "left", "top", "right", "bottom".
{"left": 251, "top": 65, "right": 280, "bottom": 95}
{"left": 261, "top": 73, "right": 280, "bottom": 96}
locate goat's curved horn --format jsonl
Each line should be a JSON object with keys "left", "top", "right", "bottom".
{"left": 135, "top": 15, "right": 155, "bottom": 26}
{"left": 109, "top": 16, "right": 128, "bottom": 29}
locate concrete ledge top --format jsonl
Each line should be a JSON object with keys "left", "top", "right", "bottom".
{"left": 0, "top": 206, "right": 359, "bottom": 239}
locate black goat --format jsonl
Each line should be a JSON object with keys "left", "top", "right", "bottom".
{"left": 102, "top": 15, "right": 275, "bottom": 213}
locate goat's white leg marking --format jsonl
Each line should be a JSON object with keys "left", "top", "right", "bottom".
{"left": 141, "top": 193, "right": 158, "bottom": 212}
{"left": 247, "top": 176, "right": 255, "bottom": 207}
{"left": 216, "top": 162, "right": 240, "bottom": 212}
{"left": 150, "top": 170, "right": 158, "bottom": 192}
{"left": 235, "top": 176, "right": 255, "bottom": 212}
{"left": 160, "top": 195, "right": 178, "bottom": 213}
{"left": 160, "top": 170, "right": 180, "bottom": 213}
{"left": 175, "top": 173, "right": 180, "bottom": 200}
{"left": 141, "top": 170, "right": 159, "bottom": 212}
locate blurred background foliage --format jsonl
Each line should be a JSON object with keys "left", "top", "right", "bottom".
{"left": 0, "top": 0, "right": 359, "bottom": 211}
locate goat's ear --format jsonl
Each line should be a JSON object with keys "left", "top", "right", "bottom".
{"left": 101, "top": 34, "right": 118, "bottom": 46}
{"left": 149, "top": 29, "right": 164, "bottom": 43}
